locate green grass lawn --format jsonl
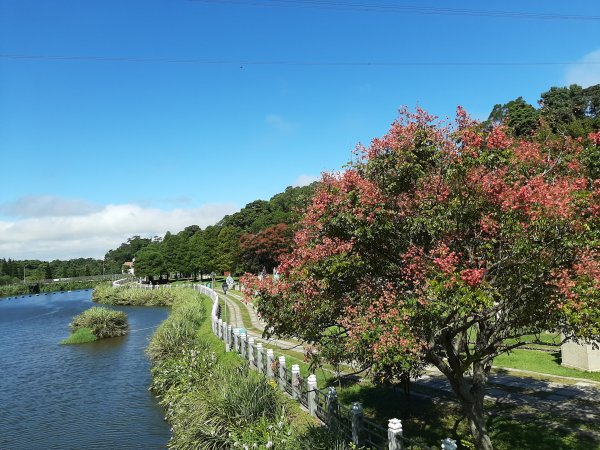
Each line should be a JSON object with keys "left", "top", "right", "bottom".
{"left": 493, "top": 349, "right": 600, "bottom": 382}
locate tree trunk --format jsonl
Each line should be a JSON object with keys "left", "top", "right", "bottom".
{"left": 463, "top": 390, "right": 493, "bottom": 450}
{"left": 448, "top": 365, "right": 494, "bottom": 450}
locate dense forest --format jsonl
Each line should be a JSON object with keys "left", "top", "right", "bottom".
{"left": 0, "top": 258, "right": 106, "bottom": 286}
{"left": 2, "top": 82, "right": 598, "bottom": 286}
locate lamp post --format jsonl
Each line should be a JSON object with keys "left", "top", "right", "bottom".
{"left": 223, "top": 282, "right": 228, "bottom": 323}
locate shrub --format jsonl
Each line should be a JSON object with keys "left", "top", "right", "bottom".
{"left": 93, "top": 284, "right": 177, "bottom": 306}
{"left": 146, "top": 291, "right": 205, "bottom": 362}
{"left": 70, "top": 306, "right": 128, "bottom": 339}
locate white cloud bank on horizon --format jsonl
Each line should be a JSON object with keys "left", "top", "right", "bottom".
{"left": 0, "top": 198, "right": 238, "bottom": 261}
{"left": 0, "top": 195, "right": 102, "bottom": 218}
{"left": 565, "top": 49, "right": 600, "bottom": 88}
{"left": 292, "top": 174, "right": 320, "bottom": 187}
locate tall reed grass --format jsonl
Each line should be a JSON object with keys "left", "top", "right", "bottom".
{"left": 70, "top": 306, "right": 128, "bottom": 339}
{"left": 93, "top": 284, "right": 176, "bottom": 306}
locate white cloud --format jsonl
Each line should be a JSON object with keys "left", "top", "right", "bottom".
{"left": 0, "top": 195, "right": 101, "bottom": 218}
{"left": 565, "top": 49, "right": 600, "bottom": 88}
{"left": 265, "top": 114, "right": 294, "bottom": 132}
{"left": 292, "top": 174, "right": 320, "bottom": 187}
{"left": 0, "top": 200, "right": 238, "bottom": 261}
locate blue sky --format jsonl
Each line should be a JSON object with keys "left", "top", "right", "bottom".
{"left": 1, "top": 0, "right": 599, "bottom": 260}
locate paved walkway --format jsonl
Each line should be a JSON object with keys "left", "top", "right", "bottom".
{"left": 417, "top": 368, "right": 599, "bottom": 433}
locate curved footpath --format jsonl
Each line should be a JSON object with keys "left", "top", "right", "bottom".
{"left": 217, "top": 288, "right": 306, "bottom": 352}
{"left": 217, "top": 287, "right": 599, "bottom": 437}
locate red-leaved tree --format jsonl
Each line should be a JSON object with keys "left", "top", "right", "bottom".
{"left": 239, "top": 223, "right": 292, "bottom": 274}
{"left": 243, "top": 108, "right": 600, "bottom": 449}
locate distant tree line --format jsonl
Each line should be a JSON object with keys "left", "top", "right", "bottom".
{"left": 0, "top": 258, "right": 105, "bottom": 286}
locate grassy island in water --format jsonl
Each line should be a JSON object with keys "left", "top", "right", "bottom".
{"left": 62, "top": 306, "right": 128, "bottom": 344}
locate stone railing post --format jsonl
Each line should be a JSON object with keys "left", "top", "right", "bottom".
{"left": 441, "top": 438, "right": 457, "bottom": 450}
{"left": 307, "top": 374, "right": 317, "bottom": 417}
{"left": 221, "top": 320, "right": 227, "bottom": 342}
{"left": 248, "top": 337, "right": 255, "bottom": 367}
{"left": 217, "top": 318, "right": 223, "bottom": 339}
{"left": 388, "top": 418, "right": 403, "bottom": 450}
{"left": 240, "top": 331, "right": 247, "bottom": 359}
{"left": 278, "top": 355, "right": 286, "bottom": 390}
{"left": 226, "top": 325, "right": 233, "bottom": 352}
{"left": 326, "top": 386, "right": 338, "bottom": 428}
{"left": 266, "top": 349, "right": 275, "bottom": 379}
{"left": 351, "top": 402, "right": 364, "bottom": 446}
{"left": 291, "top": 364, "right": 300, "bottom": 400}
{"left": 233, "top": 329, "right": 240, "bottom": 354}
{"left": 256, "top": 343, "right": 263, "bottom": 373}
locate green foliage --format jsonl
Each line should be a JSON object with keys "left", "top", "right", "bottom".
{"left": 146, "top": 289, "right": 340, "bottom": 449}
{"left": 487, "top": 97, "right": 539, "bottom": 137}
{"left": 0, "top": 284, "right": 28, "bottom": 297}
{"left": 146, "top": 290, "right": 207, "bottom": 362}
{"left": 109, "top": 184, "right": 317, "bottom": 279}
{"left": 0, "top": 257, "right": 107, "bottom": 285}
{"left": 70, "top": 307, "right": 128, "bottom": 339}
{"left": 40, "top": 279, "right": 104, "bottom": 293}
{"left": 92, "top": 284, "right": 176, "bottom": 306}
{"left": 61, "top": 327, "right": 97, "bottom": 344}
{"left": 215, "top": 226, "right": 241, "bottom": 274}
{"left": 134, "top": 244, "right": 167, "bottom": 280}
{"left": 486, "top": 83, "right": 600, "bottom": 140}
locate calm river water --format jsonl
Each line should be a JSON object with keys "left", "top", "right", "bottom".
{"left": 0, "top": 290, "right": 171, "bottom": 449}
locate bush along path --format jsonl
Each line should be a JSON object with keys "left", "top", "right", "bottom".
{"left": 145, "top": 286, "right": 348, "bottom": 450}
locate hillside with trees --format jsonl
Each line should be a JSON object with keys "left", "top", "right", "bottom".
{"left": 126, "top": 183, "right": 317, "bottom": 282}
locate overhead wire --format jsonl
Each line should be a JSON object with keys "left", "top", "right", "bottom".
{"left": 2, "top": 1, "right": 598, "bottom": 67}
{"left": 186, "top": 0, "right": 600, "bottom": 21}
{"left": 1, "top": 54, "right": 599, "bottom": 67}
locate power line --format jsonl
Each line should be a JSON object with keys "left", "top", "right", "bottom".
{"left": 187, "top": 0, "right": 600, "bottom": 21}
{"left": 1, "top": 53, "right": 600, "bottom": 67}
